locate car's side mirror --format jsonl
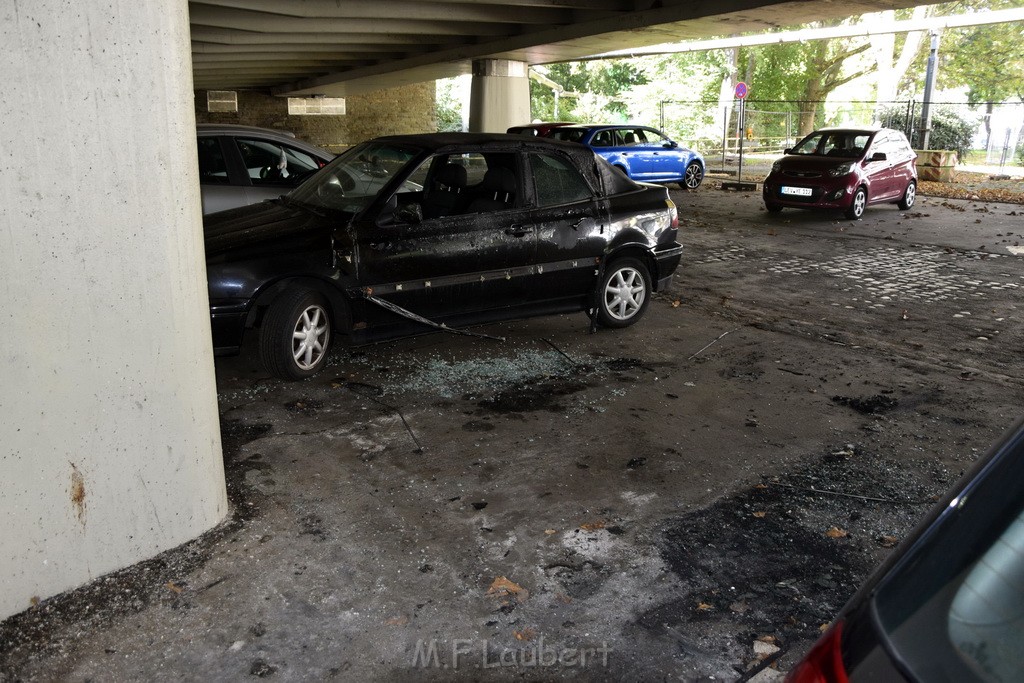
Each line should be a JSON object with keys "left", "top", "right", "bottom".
{"left": 870, "top": 152, "right": 887, "bottom": 162}
{"left": 395, "top": 203, "right": 423, "bottom": 224}
{"left": 664, "top": 141, "right": 678, "bottom": 149}
{"left": 783, "top": 148, "right": 793, "bottom": 155}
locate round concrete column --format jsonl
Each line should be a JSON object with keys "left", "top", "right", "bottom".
{"left": 0, "top": 1, "right": 228, "bottom": 619}
{"left": 468, "top": 59, "right": 531, "bottom": 133}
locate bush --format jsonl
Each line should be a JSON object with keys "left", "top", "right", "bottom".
{"left": 878, "top": 105, "right": 977, "bottom": 162}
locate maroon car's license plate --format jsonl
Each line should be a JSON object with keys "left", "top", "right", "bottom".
{"left": 781, "top": 186, "right": 813, "bottom": 197}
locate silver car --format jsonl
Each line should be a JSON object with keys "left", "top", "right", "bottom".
{"left": 196, "top": 124, "right": 334, "bottom": 215}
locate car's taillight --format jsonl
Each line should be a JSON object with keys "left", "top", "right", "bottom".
{"left": 786, "top": 620, "right": 849, "bottom": 683}
{"left": 317, "top": 159, "right": 327, "bottom": 168}
{"left": 666, "top": 199, "right": 678, "bottom": 229}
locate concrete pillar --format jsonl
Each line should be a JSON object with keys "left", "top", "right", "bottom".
{"left": 0, "top": 1, "right": 228, "bottom": 619}
{"left": 468, "top": 59, "right": 531, "bottom": 133}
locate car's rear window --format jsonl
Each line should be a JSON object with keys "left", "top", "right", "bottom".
{"left": 871, "top": 426, "right": 1024, "bottom": 681}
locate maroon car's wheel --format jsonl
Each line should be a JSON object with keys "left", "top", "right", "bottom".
{"left": 898, "top": 180, "right": 917, "bottom": 210}
{"left": 259, "top": 288, "right": 332, "bottom": 380}
{"left": 845, "top": 187, "right": 867, "bottom": 219}
{"left": 765, "top": 201, "right": 783, "bottom": 213}
{"left": 597, "top": 258, "right": 651, "bottom": 328}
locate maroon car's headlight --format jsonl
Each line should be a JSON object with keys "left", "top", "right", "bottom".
{"left": 829, "top": 162, "right": 855, "bottom": 177}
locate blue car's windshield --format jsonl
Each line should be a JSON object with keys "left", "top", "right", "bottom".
{"left": 289, "top": 142, "right": 419, "bottom": 213}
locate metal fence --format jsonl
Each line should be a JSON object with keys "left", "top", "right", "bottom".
{"left": 656, "top": 99, "right": 1024, "bottom": 168}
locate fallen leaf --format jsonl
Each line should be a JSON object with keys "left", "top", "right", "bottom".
{"left": 166, "top": 581, "right": 183, "bottom": 594}
{"left": 555, "top": 593, "right": 573, "bottom": 605}
{"left": 825, "top": 527, "right": 848, "bottom": 539}
{"left": 696, "top": 601, "right": 714, "bottom": 611}
{"left": 753, "top": 483, "right": 768, "bottom": 490}
{"left": 878, "top": 535, "right": 899, "bottom": 548}
{"left": 819, "top": 623, "right": 830, "bottom": 632}
{"left": 487, "top": 576, "right": 529, "bottom": 603}
{"left": 580, "top": 520, "right": 606, "bottom": 531}
{"left": 544, "top": 529, "right": 557, "bottom": 535}
{"left": 671, "top": 299, "right": 681, "bottom": 308}
{"left": 757, "top": 635, "right": 777, "bottom": 644}
{"left": 514, "top": 628, "right": 537, "bottom": 641}
{"left": 385, "top": 616, "right": 409, "bottom": 626}
{"left": 752, "top": 511, "right": 767, "bottom": 518}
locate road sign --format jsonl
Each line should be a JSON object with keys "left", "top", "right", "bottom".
{"left": 734, "top": 82, "right": 748, "bottom": 99}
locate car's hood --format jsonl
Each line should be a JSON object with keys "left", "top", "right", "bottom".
{"left": 204, "top": 199, "right": 348, "bottom": 256}
{"left": 773, "top": 154, "right": 861, "bottom": 174}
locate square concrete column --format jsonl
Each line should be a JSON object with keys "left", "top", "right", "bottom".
{"left": 468, "top": 59, "right": 532, "bottom": 133}
{"left": 0, "top": 1, "right": 228, "bottom": 619}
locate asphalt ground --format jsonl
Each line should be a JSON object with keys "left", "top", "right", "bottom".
{"left": 3, "top": 185, "right": 1023, "bottom": 681}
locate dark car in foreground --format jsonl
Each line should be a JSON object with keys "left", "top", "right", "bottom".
{"left": 787, "top": 418, "right": 1024, "bottom": 682}
{"left": 763, "top": 127, "right": 917, "bottom": 219}
{"left": 546, "top": 124, "right": 705, "bottom": 190}
{"left": 197, "top": 124, "right": 333, "bottom": 215}
{"left": 205, "top": 133, "right": 682, "bottom": 380}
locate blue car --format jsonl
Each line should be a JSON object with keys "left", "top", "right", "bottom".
{"left": 547, "top": 124, "right": 704, "bottom": 190}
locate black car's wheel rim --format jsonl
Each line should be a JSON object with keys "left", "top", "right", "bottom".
{"left": 291, "top": 305, "right": 330, "bottom": 370}
{"left": 603, "top": 267, "right": 647, "bottom": 321}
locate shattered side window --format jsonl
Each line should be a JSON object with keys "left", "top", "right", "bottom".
{"left": 529, "top": 153, "right": 593, "bottom": 207}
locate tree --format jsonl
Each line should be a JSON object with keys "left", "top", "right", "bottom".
{"left": 734, "top": 21, "right": 874, "bottom": 135}
{"left": 939, "top": 0, "right": 1024, "bottom": 149}
{"left": 530, "top": 60, "right": 648, "bottom": 121}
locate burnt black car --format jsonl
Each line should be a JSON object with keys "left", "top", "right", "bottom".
{"left": 205, "top": 133, "right": 682, "bottom": 380}
{"left": 787, "top": 418, "right": 1024, "bottom": 682}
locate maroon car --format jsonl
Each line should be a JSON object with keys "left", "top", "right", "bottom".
{"left": 762, "top": 127, "right": 917, "bottom": 219}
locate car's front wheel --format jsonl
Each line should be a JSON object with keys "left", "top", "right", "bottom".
{"left": 680, "top": 161, "right": 704, "bottom": 190}
{"left": 259, "top": 288, "right": 332, "bottom": 380}
{"left": 898, "top": 180, "right": 917, "bottom": 210}
{"left": 845, "top": 187, "right": 867, "bottom": 219}
{"left": 765, "top": 201, "right": 783, "bottom": 213}
{"left": 596, "top": 258, "right": 651, "bottom": 328}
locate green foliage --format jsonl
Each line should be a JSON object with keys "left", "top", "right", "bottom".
{"left": 435, "top": 79, "right": 464, "bottom": 132}
{"left": 530, "top": 60, "right": 648, "bottom": 121}
{"left": 879, "top": 104, "right": 978, "bottom": 160}
{"left": 940, "top": 0, "right": 1024, "bottom": 103}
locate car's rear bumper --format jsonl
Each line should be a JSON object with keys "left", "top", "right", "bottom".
{"left": 210, "top": 300, "right": 249, "bottom": 355}
{"left": 652, "top": 242, "right": 683, "bottom": 290}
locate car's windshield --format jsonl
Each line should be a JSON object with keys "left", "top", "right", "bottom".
{"left": 289, "top": 142, "right": 419, "bottom": 213}
{"left": 790, "top": 131, "right": 870, "bottom": 158}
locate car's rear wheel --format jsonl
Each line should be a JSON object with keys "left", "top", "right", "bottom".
{"left": 680, "top": 161, "right": 703, "bottom": 190}
{"left": 597, "top": 258, "right": 651, "bottom": 328}
{"left": 898, "top": 180, "right": 917, "bottom": 210}
{"left": 765, "top": 201, "right": 783, "bottom": 213}
{"left": 845, "top": 187, "right": 867, "bottom": 219}
{"left": 259, "top": 288, "right": 332, "bottom": 380}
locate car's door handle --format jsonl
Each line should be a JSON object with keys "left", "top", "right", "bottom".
{"left": 504, "top": 225, "right": 533, "bottom": 237}
{"left": 570, "top": 217, "right": 587, "bottom": 230}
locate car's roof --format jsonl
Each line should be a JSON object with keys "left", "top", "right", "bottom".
{"left": 556, "top": 123, "right": 657, "bottom": 131}
{"left": 197, "top": 123, "right": 298, "bottom": 138}
{"left": 808, "top": 126, "right": 890, "bottom": 135}
{"left": 368, "top": 132, "right": 593, "bottom": 154}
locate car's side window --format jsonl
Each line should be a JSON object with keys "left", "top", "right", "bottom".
{"left": 197, "top": 137, "right": 230, "bottom": 185}
{"left": 529, "top": 153, "right": 593, "bottom": 207}
{"left": 417, "top": 152, "right": 519, "bottom": 219}
{"left": 592, "top": 130, "right": 614, "bottom": 147}
{"left": 234, "top": 138, "right": 321, "bottom": 186}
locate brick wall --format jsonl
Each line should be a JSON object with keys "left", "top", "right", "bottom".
{"left": 194, "top": 84, "right": 437, "bottom": 152}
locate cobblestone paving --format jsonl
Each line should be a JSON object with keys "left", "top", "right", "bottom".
{"left": 699, "top": 245, "right": 1021, "bottom": 305}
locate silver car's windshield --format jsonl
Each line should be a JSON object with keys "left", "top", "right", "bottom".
{"left": 289, "top": 142, "right": 419, "bottom": 213}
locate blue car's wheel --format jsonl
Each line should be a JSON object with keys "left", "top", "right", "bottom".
{"left": 680, "top": 161, "right": 703, "bottom": 190}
